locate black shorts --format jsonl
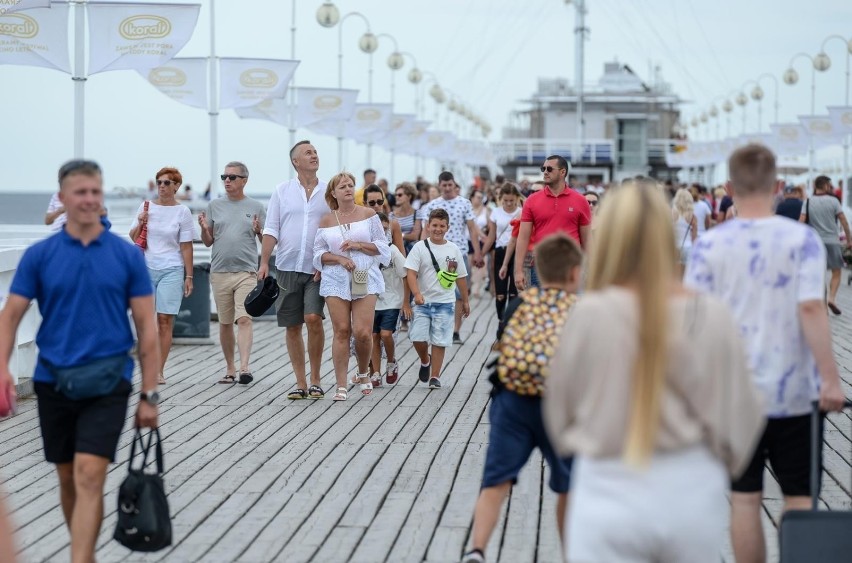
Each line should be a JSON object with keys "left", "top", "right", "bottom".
{"left": 731, "top": 414, "right": 813, "bottom": 496}
{"left": 35, "top": 379, "right": 132, "bottom": 464}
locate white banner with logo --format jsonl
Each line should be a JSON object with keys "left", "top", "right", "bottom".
{"left": 346, "top": 103, "right": 394, "bottom": 143}
{"left": 827, "top": 106, "right": 852, "bottom": 135}
{"left": 419, "top": 130, "right": 457, "bottom": 160}
{"left": 141, "top": 56, "right": 207, "bottom": 108}
{"left": 234, "top": 97, "right": 291, "bottom": 127}
{"left": 770, "top": 123, "right": 810, "bottom": 157}
{"left": 218, "top": 58, "right": 298, "bottom": 109}
{"left": 374, "top": 113, "right": 417, "bottom": 150}
{"left": 87, "top": 2, "right": 200, "bottom": 75}
{"left": 1, "top": 0, "right": 51, "bottom": 14}
{"left": 292, "top": 87, "right": 358, "bottom": 127}
{"left": 0, "top": 2, "right": 70, "bottom": 73}
{"left": 798, "top": 115, "right": 845, "bottom": 148}
{"left": 394, "top": 120, "right": 431, "bottom": 155}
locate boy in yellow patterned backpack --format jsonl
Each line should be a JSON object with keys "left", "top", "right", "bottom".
{"left": 462, "top": 233, "right": 583, "bottom": 563}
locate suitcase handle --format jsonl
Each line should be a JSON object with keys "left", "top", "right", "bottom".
{"left": 809, "top": 400, "right": 852, "bottom": 510}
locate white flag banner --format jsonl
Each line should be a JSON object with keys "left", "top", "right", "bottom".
{"left": 1, "top": 0, "right": 51, "bottom": 14}
{"left": 141, "top": 56, "right": 207, "bottom": 108}
{"left": 798, "top": 115, "right": 844, "bottom": 148}
{"left": 87, "top": 2, "right": 200, "bottom": 75}
{"left": 0, "top": 2, "right": 70, "bottom": 73}
{"left": 346, "top": 103, "right": 394, "bottom": 143}
{"left": 827, "top": 106, "right": 852, "bottom": 135}
{"left": 419, "top": 130, "right": 457, "bottom": 160}
{"left": 293, "top": 87, "right": 358, "bottom": 127}
{"left": 395, "top": 120, "right": 431, "bottom": 155}
{"left": 218, "top": 58, "right": 298, "bottom": 109}
{"left": 234, "top": 97, "right": 293, "bottom": 127}
{"left": 375, "top": 113, "right": 417, "bottom": 150}
{"left": 770, "top": 123, "right": 810, "bottom": 157}
{"left": 665, "top": 141, "right": 689, "bottom": 167}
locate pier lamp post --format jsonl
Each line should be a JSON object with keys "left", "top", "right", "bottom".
{"left": 817, "top": 35, "right": 852, "bottom": 202}
{"left": 316, "top": 3, "right": 377, "bottom": 168}
{"left": 749, "top": 73, "right": 780, "bottom": 131}
{"left": 784, "top": 52, "right": 831, "bottom": 187}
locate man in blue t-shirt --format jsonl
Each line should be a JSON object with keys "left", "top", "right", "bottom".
{"left": 0, "top": 159, "right": 160, "bottom": 562}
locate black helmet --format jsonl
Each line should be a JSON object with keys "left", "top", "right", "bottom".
{"left": 244, "top": 276, "right": 279, "bottom": 317}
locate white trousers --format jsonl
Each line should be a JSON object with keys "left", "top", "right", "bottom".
{"left": 566, "top": 446, "right": 728, "bottom": 563}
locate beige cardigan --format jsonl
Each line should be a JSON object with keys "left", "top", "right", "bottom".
{"left": 543, "top": 286, "right": 765, "bottom": 477}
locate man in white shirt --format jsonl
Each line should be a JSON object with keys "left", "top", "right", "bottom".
{"left": 259, "top": 141, "right": 330, "bottom": 400}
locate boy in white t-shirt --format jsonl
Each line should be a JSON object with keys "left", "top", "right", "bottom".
{"left": 405, "top": 208, "right": 470, "bottom": 389}
{"left": 684, "top": 144, "right": 846, "bottom": 563}
{"left": 371, "top": 213, "right": 410, "bottom": 387}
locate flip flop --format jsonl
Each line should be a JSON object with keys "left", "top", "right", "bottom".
{"left": 287, "top": 388, "right": 308, "bottom": 400}
{"left": 828, "top": 302, "right": 842, "bottom": 315}
{"left": 307, "top": 385, "right": 324, "bottom": 399}
{"left": 218, "top": 374, "right": 237, "bottom": 384}
{"left": 238, "top": 372, "right": 254, "bottom": 385}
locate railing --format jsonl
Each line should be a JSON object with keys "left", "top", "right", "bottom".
{"left": 491, "top": 138, "right": 676, "bottom": 167}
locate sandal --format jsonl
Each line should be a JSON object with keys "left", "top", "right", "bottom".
{"left": 370, "top": 373, "right": 382, "bottom": 388}
{"left": 332, "top": 387, "right": 348, "bottom": 401}
{"left": 828, "top": 302, "right": 842, "bottom": 315}
{"left": 238, "top": 371, "right": 254, "bottom": 385}
{"left": 218, "top": 374, "right": 237, "bottom": 384}
{"left": 158, "top": 375, "right": 167, "bottom": 385}
{"left": 307, "top": 385, "right": 325, "bottom": 399}
{"left": 353, "top": 373, "right": 372, "bottom": 396}
{"left": 287, "top": 388, "right": 308, "bottom": 400}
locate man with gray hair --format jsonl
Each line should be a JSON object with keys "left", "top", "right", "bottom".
{"left": 199, "top": 161, "right": 265, "bottom": 384}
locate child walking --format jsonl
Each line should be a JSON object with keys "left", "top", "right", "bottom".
{"left": 405, "top": 208, "right": 469, "bottom": 389}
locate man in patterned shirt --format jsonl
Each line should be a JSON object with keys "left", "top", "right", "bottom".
{"left": 418, "top": 171, "right": 483, "bottom": 344}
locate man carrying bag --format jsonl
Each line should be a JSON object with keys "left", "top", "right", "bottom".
{"left": 0, "top": 159, "right": 160, "bottom": 562}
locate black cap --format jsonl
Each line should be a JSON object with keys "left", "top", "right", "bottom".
{"left": 244, "top": 276, "right": 279, "bottom": 317}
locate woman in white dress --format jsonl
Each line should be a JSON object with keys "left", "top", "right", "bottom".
{"left": 314, "top": 172, "right": 391, "bottom": 401}
{"left": 671, "top": 188, "right": 698, "bottom": 279}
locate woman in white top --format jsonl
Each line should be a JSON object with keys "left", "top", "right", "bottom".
{"left": 469, "top": 190, "right": 491, "bottom": 296}
{"left": 314, "top": 172, "right": 390, "bottom": 401}
{"left": 671, "top": 188, "right": 697, "bottom": 278}
{"left": 481, "top": 183, "right": 523, "bottom": 322}
{"left": 544, "top": 183, "right": 764, "bottom": 563}
{"left": 129, "top": 167, "right": 195, "bottom": 384}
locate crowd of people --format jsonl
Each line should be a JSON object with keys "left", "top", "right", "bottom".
{"left": 0, "top": 141, "right": 849, "bottom": 562}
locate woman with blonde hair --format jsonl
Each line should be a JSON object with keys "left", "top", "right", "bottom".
{"left": 672, "top": 188, "right": 698, "bottom": 277}
{"left": 544, "top": 183, "right": 764, "bottom": 562}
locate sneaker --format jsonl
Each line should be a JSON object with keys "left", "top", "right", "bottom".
{"left": 453, "top": 332, "right": 463, "bottom": 345}
{"left": 370, "top": 372, "right": 382, "bottom": 388}
{"left": 462, "top": 549, "right": 485, "bottom": 563}
{"left": 428, "top": 377, "right": 442, "bottom": 389}
{"left": 385, "top": 362, "right": 399, "bottom": 385}
{"left": 418, "top": 356, "right": 431, "bottom": 383}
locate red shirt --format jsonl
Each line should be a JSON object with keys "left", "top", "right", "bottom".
{"left": 520, "top": 184, "right": 591, "bottom": 246}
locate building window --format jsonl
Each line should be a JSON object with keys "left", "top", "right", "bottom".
{"left": 617, "top": 120, "right": 647, "bottom": 168}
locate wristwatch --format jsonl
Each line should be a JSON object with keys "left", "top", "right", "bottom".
{"left": 140, "top": 390, "right": 161, "bottom": 406}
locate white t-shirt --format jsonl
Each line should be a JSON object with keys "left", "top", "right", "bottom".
{"left": 378, "top": 244, "right": 407, "bottom": 310}
{"left": 693, "top": 199, "right": 712, "bottom": 234}
{"left": 684, "top": 216, "right": 827, "bottom": 417}
{"left": 417, "top": 196, "right": 475, "bottom": 249}
{"left": 47, "top": 192, "right": 66, "bottom": 231}
{"left": 131, "top": 202, "right": 195, "bottom": 270}
{"left": 263, "top": 178, "right": 329, "bottom": 274}
{"left": 405, "top": 239, "right": 468, "bottom": 304}
{"left": 490, "top": 207, "right": 521, "bottom": 249}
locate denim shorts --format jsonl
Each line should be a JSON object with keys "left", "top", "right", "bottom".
{"left": 409, "top": 302, "right": 454, "bottom": 347}
{"left": 149, "top": 266, "right": 184, "bottom": 315}
{"left": 373, "top": 308, "right": 400, "bottom": 334}
{"left": 482, "top": 390, "right": 573, "bottom": 492}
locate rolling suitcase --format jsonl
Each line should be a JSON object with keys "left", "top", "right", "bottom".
{"left": 778, "top": 400, "right": 852, "bottom": 562}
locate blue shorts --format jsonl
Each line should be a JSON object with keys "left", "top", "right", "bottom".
{"left": 409, "top": 302, "right": 454, "bottom": 347}
{"left": 373, "top": 308, "right": 400, "bottom": 334}
{"left": 454, "top": 254, "right": 471, "bottom": 300}
{"left": 148, "top": 266, "right": 184, "bottom": 315}
{"left": 482, "top": 390, "right": 573, "bottom": 492}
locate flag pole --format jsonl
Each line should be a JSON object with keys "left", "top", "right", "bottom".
{"left": 209, "top": 0, "right": 219, "bottom": 198}
{"left": 288, "top": 0, "right": 296, "bottom": 148}
{"left": 72, "top": 0, "right": 86, "bottom": 157}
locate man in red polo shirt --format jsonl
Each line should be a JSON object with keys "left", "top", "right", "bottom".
{"left": 515, "top": 155, "right": 591, "bottom": 290}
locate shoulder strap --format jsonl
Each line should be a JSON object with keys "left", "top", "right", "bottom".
{"left": 805, "top": 198, "right": 810, "bottom": 224}
{"left": 423, "top": 240, "right": 441, "bottom": 273}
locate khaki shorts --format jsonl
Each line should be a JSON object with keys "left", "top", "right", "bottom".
{"left": 211, "top": 272, "right": 257, "bottom": 324}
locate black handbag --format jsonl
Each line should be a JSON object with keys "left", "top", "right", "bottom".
{"left": 113, "top": 428, "right": 172, "bottom": 552}
{"left": 40, "top": 354, "right": 128, "bottom": 401}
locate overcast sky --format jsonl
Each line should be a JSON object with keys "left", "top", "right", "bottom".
{"left": 2, "top": 0, "right": 851, "bottom": 194}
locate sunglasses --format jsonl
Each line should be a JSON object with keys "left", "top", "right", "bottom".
{"left": 587, "top": 200, "right": 598, "bottom": 206}
{"left": 394, "top": 192, "right": 405, "bottom": 197}
{"left": 157, "top": 179, "right": 175, "bottom": 186}
{"left": 366, "top": 199, "right": 385, "bottom": 207}
{"left": 58, "top": 159, "right": 101, "bottom": 182}
{"left": 540, "top": 165, "right": 560, "bottom": 173}
{"left": 221, "top": 174, "right": 247, "bottom": 181}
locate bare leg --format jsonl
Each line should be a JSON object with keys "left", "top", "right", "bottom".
{"left": 430, "top": 345, "right": 446, "bottom": 379}
{"left": 156, "top": 313, "right": 174, "bottom": 383}
{"left": 236, "top": 316, "right": 253, "bottom": 373}
{"left": 413, "top": 341, "right": 430, "bottom": 365}
{"left": 370, "top": 333, "right": 382, "bottom": 376}
{"left": 285, "top": 324, "right": 307, "bottom": 390}
{"left": 380, "top": 330, "right": 396, "bottom": 363}
{"left": 0, "top": 490, "right": 16, "bottom": 563}
{"left": 326, "top": 298, "right": 352, "bottom": 389}
{"left": 70, "top": 454, "right": 109, "bottom": 563}
{"left": 219, "top": 322, "right": 236, "bottom": 376}
{"left": 55, "top": 463, "right": 75, "bottom": 528}
{"left": 305, "top": 314, "right": 325, "bottom": 387}
{"left": 470, "top": 482, "right": 512, "bottom": 553}
{"left": 351, "top": 296, "right": 377, "bottom": 375}
{"left": 730, "top": 491, "right": 765, "bottom": 563}
{"left": 454, "top": 299, "right": 464, "bottom": 333}
{"left": 556, "top": 492, "right": 569, "bottom": 546}
{"left": 783, "top": 495, "right": 811, "bottom": 512}
{"left": 829, "top": 268, "right": 841, "bottom": 305}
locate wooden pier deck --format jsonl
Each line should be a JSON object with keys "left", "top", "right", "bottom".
{"left": 2, "top": 286, "right": 852, "bottom": 562}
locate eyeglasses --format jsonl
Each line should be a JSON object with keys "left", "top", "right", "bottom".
{"left": 157, "top": 180, "right": 174, "bottom": 186}
{"left": 586, "top": 200, "right": 598, "bottom": 206}
{"left": 221, "top": 174, "right": 247, "bottom": 181}
{"left": 366, "top": 199, "right": 385, "bottom": 207}
{"left": 394, "top": 192, "right": 405, "bottom": 197}
{"left": 58, "top": 159, "right": 101, "bottom": 182}
{"left": 540, "top": 165, "right": 560, "bottom": 173}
